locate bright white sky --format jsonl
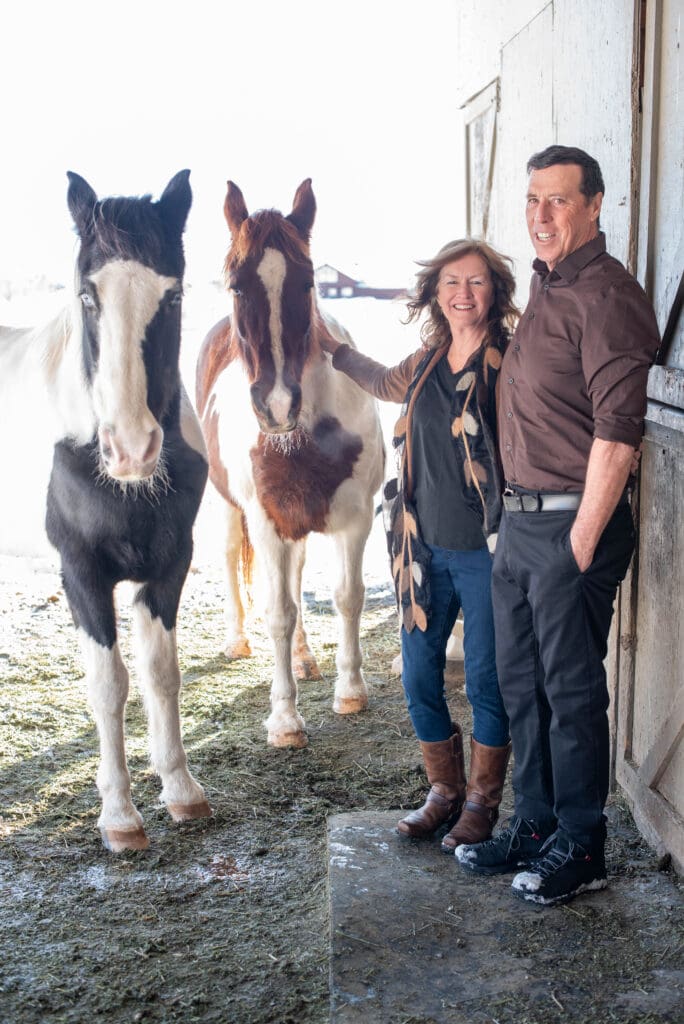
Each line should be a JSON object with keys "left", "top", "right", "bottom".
{"left": 1, "top": 0, "right": 467, "bottom": 290}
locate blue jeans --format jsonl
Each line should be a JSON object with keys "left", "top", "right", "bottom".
{"left": 401, "top": 544, "right": 509, "bottom": 746}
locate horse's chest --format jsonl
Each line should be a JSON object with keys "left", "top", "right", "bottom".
{"left": 47, "top": 438, "right": 207, "bottom": 579}
{"left": 250, "top": 417, "right": 363, "bottom": 541}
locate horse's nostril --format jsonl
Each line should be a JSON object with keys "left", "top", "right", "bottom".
{"left": 142, "top": 428, "right": 162, "bottom": 464}
{"left": 99, "top": 426, "right": 114, "bottom": 461}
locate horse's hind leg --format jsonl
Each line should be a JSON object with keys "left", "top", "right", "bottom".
{"left": 331, "top": 515, "right": 372, "bottom": 715}
{"left": 132, "top": 585, "right": 211, "bottom": 823}
{"left": 289, "top": 539, "right": 322, "bottom": 681}
{"left": 222, "top": 501, "right": 251, "bottom": 659}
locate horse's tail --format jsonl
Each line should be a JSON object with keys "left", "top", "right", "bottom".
{"left": 240, "top": 510, "right": 255, "bottom": 594}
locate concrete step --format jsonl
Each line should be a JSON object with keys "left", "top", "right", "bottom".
{"left": 328, "top": 810, "right": 683, "bottom": 1024}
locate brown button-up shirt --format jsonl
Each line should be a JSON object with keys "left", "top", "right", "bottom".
{"left": 499, "top": 233, "right": 660, "bottom": 491}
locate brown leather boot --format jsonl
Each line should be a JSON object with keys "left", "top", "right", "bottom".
{"left": 441, "top": 737, "right": 511, "bottom": 852}
{"left": 397, "top": 725, "right": 466, "bottom": 839}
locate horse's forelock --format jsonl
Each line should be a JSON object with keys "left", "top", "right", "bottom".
{"left": 225, "top": 210, "right": 311, "bottom": 272}
{"left": 87, "top": 197, "right": 166, "bottom": 265}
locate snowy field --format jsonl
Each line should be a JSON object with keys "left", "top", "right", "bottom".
{"left": 0, "top": 288, "right": 421, "bottom": 590}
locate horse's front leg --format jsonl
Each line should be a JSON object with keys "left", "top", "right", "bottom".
{"left": 62, "top": 568, "right": 148, "bottom": 852}
{"left": 262, "top": 535, "right": 307, "bottom": 748}
{"left": 132, "top": 584, "right": 211, "bottom": 822}
{"left": 331, "top": 509, "right": 372, "bottom": 715}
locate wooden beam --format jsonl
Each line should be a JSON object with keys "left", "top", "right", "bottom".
{"left": 640, "top": 688, "right": 684, "bottom": 789}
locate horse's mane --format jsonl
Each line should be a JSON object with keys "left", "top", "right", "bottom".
{"left": 86, "top": 196, "right": 167, "bottom": 264}
{"left": 224, "top": 209, "right": 311, "bottom": 274}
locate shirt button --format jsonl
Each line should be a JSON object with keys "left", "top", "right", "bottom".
{"left": 514, "top": 343, "right": 520, "bottom": 351}
{"left": 529, "top": 312, "right": 535, "bottom": 320}
{"left": 507, "top": 377, "right": 514, "bottom": 384}
{"left": 506, "top": 411, "right": 513, "bottom": 419}
{"left": 543, "top": 282, "right": 550, "bottom": 291}
{"left": 505, "top": 443, "right": 512, "bottom": 451}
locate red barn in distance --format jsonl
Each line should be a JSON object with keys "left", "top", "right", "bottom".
{"left": 315, "top": 264, "right": 407, "bottom": 300}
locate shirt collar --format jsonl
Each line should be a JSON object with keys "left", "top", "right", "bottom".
{"left": 533, "top": 231, "right": 606, "bottom": 283}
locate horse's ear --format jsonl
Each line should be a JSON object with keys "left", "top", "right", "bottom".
{"left": 67, "top": 172, "right": 98, "bottom": 233}
{"left": 158, "top": 169, "right": 192, "bottom": 236}
{"left": 286, "top": 179, "right": 316, "bottom": 240}
{"left": 224, "top": 181, "right": 249, "bottom": 235}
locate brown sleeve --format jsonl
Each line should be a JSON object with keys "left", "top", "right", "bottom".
{"left": 331, "top": 345, "right": 425, "bottom": 402}
{"left": 583, "top": 280, "right": 660, "bottom": 447}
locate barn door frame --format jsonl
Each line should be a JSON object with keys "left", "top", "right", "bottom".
{"left": 612, "top": 0, "right": 684, "bottom": 873}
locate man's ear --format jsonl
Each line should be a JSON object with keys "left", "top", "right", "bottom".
{"left": 590, "top": 192, "right": 603, "bottom": 223}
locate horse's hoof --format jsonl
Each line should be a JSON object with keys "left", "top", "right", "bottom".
{"left": 101, "top": 826, "right": 150, "bottom": 854}
{"left": 293, "top": 658, "right": 322, "bottom": 681}
{"left": 223, "top": 639, "right": 252, "bottom": 659}
{"left": 167, "top": 799, "right": 214, "bottom": 822}
{"left": 268, "top": 730, "right": 309, "bottom": 749}
{"left": 334, "top": 695, "right": 369, "bottom": 715}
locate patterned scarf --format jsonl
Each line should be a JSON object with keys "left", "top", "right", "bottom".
{"left": 382, "top": 335, "right": 505, "bottom": 632}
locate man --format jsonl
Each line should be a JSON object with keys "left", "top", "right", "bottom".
{"left": 455, "top": 145, "right": 660, "bottom": 905}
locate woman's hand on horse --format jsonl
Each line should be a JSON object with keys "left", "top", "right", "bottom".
{"left": 315, "top": 314, "right": 341, "bottom": 354}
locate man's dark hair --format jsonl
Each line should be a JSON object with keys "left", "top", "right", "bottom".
{"left": 527, "top": 145, "right": 605, "bottom": 199}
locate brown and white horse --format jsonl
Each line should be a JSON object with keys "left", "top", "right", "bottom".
{"left": 196, "top": 179, "right": 385, "bottom": 748}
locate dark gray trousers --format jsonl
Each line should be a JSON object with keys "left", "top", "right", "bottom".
{"left": 492, "top": 502, "right": 634, "bottom": 846}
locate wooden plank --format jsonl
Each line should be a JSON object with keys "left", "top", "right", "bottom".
{"left": 495, "top": 5, "right": 554, "bottom": 300}
{"left": 640, "top": 689, "right": 684, "bottom": 789}
{"left": 552, "top": 0, "right": 637, "bottom": 265}
{"left": 617, "top": 759, "right": 684, "bottom": 874}
{"left": 648, "top": 365, "right": 684, "bottom": 411}
{"left": 635, "top": 0, "right": 662, "bottom": 295}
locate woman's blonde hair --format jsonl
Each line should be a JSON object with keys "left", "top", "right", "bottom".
{"left": 405, "top": 238, "right": 519, "bottom": 348}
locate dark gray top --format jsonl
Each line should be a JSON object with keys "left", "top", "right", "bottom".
{"left": 412, "top": 354, "right": 486, "bottom": 551}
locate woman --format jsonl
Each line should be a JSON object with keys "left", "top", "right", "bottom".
{"left": 319, "top": 239, "right": 519, "bottom": 852}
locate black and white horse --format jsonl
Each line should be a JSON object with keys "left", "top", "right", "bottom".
{"left": 0, "top": 171, "right": 211, "bottom": 852}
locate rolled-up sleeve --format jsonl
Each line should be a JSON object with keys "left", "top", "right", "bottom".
{"left": 583, "top": 280, "right": 661, "bottom": 447}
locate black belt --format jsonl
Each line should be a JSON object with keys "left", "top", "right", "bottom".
{"left": 502, "top": 487, "right": 630, "bottom": 513}
{"left": 503, "top": 491, "right": 581, "bottom": 512}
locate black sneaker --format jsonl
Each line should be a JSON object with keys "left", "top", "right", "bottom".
{"left": 511, "top": 831, "right": 607, "bottom": 905}
{"left": 455, "top": 816, "right": 552, "bottom": 875}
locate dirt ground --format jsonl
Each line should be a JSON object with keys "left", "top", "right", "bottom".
{"left": 1, "top": 540, "right": 682, "bottom": 1024}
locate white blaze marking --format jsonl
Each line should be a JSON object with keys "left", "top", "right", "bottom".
{"left": 90, "top": 260, "right": 177, "bottom": 442}
{"left": 256, "top": 247, "right": 291, "bottom": 422}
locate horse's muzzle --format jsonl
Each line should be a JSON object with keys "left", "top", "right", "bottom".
{"left": 251, "top": 382, "right": 302, "bottom": 435}
{"left": 99, "top": 424, "right": 163, "bottom": 480}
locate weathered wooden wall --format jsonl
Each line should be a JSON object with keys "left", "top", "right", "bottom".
{"left": 616, "top": 0, "right": 684, "bottom": 872}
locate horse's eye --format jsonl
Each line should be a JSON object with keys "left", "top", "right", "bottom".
{"left": 169, "top": 289, "right": 183, "bottom": 307}
{"left": 80, "top": 291, "right": 96, "bottom": 309}
{"left": 304, "top": 281, "right": 314, "bottom": 292}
